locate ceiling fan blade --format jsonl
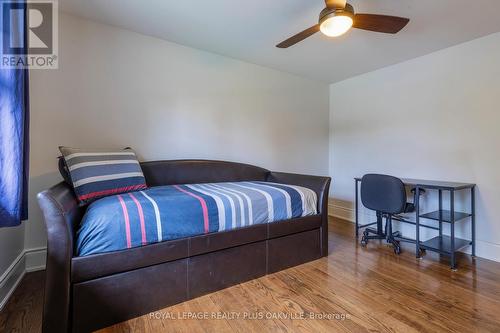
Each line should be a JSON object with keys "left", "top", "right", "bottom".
{"left": 276, "top": 25, "right": 320, "bottom": 48}
{"left": 353, "top": 14, "right": 409, "bottom": 34}
{"left": 325, "top": 0, "right": 346, "bottom": 9}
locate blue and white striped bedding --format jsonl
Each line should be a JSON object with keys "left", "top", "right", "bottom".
{"left": 76, "top": 181, "right": 318, "bottom": 256}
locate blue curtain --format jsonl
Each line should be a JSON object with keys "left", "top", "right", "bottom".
{"left": 0, "top": 2, "right": 29, "bottom": 227}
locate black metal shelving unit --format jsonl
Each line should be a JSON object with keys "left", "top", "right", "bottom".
{"left": 355, "top": 178, "right": 476, "bottom": 270}
{"left": 415, "top": 182, "right": 476, "bottom": 270}
{"left": 418, "top": 210, "right": 472, "bottom": 253}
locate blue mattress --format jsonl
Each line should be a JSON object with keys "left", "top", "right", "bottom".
{"left": 76, "top": 181, "right": 318, "bottom": 256}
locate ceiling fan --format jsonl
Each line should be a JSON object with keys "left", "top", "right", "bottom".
{"left": 276, "top": 0, "right": 410, "bottom": 48}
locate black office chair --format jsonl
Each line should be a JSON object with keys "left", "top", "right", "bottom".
{"left": 359, "top": 174, "right": 412, "bottom": 254}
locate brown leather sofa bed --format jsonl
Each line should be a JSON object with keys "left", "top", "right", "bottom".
{"left": 37, "top": 160, "right": 331, "bottom": 332}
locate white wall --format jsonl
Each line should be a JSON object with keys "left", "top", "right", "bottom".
{"left": 329, "top": 32, "right": 500, "bottom": 262}
{"left": 23, "top": 13, "right": 329, "bottom": 252}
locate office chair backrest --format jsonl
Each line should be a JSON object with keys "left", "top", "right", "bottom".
{"left": 361, "top": 174, "right": 407, "bottom": 215}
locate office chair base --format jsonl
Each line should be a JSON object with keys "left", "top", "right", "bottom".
{"left": 360, "top": 228, "right": 386, "bottom": 247}
{"left": 387, "top": 231, "right": 400, "bottom": 243}
{"left": 393, "top": 242, "right": 401, "bottom": 255}
{"left": 389, "top": 239, "right": 426, "bottom": 256}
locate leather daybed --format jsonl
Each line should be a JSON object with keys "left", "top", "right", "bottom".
{"left": 37, "top": 160, "right": 331, "bottom": 333}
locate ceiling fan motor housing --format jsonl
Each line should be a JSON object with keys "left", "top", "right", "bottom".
{"left": 319, "top": 3, "right": 354, "bottom": 25}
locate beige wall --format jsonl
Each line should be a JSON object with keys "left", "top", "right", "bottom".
{"left": 329, "top": 32, "right": 500, "bottom": 262}
{"left": 24, "top": 13, "right": 330, "bottom": 251}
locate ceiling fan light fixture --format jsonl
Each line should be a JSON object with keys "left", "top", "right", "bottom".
{"left": 319, "top": 4, "right": 354, "bottom": 37}
{"left": 320, "top": 16, "right": 353, "bottom": 37}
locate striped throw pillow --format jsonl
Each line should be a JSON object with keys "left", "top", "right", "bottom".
{"left": 59, "top": 147, "right": 147, "bottom": 205}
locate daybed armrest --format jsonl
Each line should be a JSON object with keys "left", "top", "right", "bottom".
{"left": 267, "top": 172, "right": 331, "bottom": 256}
{"left": 37, "top": 182, "right": 84, "bottom": 333}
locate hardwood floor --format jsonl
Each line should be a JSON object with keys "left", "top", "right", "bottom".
{"left": 2, "top": 217, "right": 500, "bottom": 332}
{"left": 0, "top": 269, "right": 44, "bottom": 333}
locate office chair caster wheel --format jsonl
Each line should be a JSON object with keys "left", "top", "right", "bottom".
{"left": 393, "top": 243, "right": 401, "bottom": 255}
{"left": 360, "top": 236, "right": 368, "bottom": 247}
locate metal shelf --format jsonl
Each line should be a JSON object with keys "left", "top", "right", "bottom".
{"left": 419, "top": 210, "right": 471, "bottom": 223}
{"left": 420, "top": 235, "right": 472, "bottom": 255}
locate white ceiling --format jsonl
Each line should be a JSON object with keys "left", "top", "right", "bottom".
{"left": 61, "top": 0, "right": 500, "bottom": 83}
